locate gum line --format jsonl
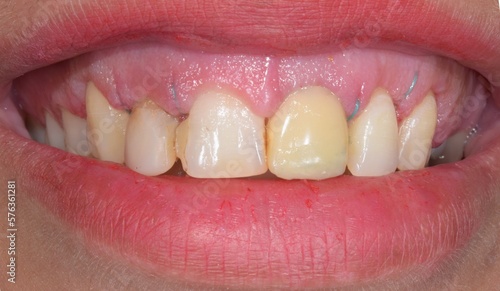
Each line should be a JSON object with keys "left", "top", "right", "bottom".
{"left": 12, "top": 44, "right": 488, "bottom": 145}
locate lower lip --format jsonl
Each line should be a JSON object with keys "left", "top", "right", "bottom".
{"left": 3, "top": 104, "right": 500, "bottom": 289}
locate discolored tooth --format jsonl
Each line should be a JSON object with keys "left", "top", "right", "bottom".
{"left": 26, "top": 116, "right": 46, "bottom": 144}
{"left": 125, "top": 100, "right": 178, "bottom": 176}
{"left": 86, "top": 82, "right": 129, "bottom": 163}
{"left": 348, "top": 88, "right": 399, "bottom": 176}
{"left": 429, "top": 132, "right": 467, "bottom": 165}
{"left": 45, "top": 112, "right": 65, "bottom": 150}
{"left": 267, "top": 86, "right": 348, "bottom": 180}
{"left": 398, "top": 93, "right": 437, "bottom": 171}
{"left": 176, "top": 89, "right": 267, "bottom": 178}
{"left": 61, "top": 109, "right": 91, "bottom": 156}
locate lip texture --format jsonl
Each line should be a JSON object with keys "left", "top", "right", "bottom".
{"left": 2, "top": 0, "right": 500, "bottom": 84}
{"left": 2, "top": 0, "right": 500, "bottom": 289}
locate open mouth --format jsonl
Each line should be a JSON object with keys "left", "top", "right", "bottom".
{"left": 1, "top": 0, "right": 500, "bottom": 289}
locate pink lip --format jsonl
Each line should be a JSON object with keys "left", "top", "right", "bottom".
{"left": 2, "top": 0, "right": 500, "bottom": 288}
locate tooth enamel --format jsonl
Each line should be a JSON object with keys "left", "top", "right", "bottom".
{"left": 430, "top": 131, "right": 467, "bottom": 165}
{"left": 86, "top": 82, "right": 129, "bottom": 163}
{"left": 398, "top": 93, "right": 438, "bottom": 171}
{"left": 347, "top": 88, "right": 399, "bottom": 176}
{"left": 266, "top": 86, "right": 348, "bottom": 180}
{"left": 26, "top": 116, "right": 46, "bottom": 144}
{"left": 175, "top": 119, "right": 189, "bottom": 170}
{"left": 176, "top": 89, "right": 267, "bottom": 178}
{"left": 45, "top": 112, "right": 65, "bottom": 150}
{"left": 61, "top": 109, "right": 91, "bottom": 156}
{"left": 125, "top": 100, "right": 178, "bottom": 176}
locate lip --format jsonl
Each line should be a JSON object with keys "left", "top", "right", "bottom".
{"left": 2, "top": 0, "right": 500, "bottom": 289}
{"left": 2, "top": 0, "right": 500, "bottom": 83}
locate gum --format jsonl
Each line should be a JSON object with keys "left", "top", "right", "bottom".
{"left": 13, "top": 42, "right": 488, "bottom": 145}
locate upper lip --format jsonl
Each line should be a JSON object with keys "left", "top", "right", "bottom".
{"left": 2, "top": 0, "right": 500, "bottom": 86}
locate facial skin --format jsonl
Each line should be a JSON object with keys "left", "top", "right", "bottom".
{"left": 1, "top": 0, "right": 500, "bottom": 290}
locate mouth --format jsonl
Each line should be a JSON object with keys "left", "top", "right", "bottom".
{"left": 2, "top": 0, "right": 500, "bottom": 289}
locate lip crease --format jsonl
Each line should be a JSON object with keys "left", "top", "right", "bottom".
{"left": 2, "top": 0, "right": 500, "bottom": 289}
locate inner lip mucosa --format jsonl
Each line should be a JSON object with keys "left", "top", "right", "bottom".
{"left": 12, "top": 42, "right": 490, "bottom": 181}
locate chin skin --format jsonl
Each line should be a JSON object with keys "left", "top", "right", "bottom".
{"left": 1, "top": 1, "right": 500, "bottom": 290}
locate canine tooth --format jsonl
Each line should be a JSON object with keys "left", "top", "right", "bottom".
{"left": 125, "top": 100, "right": 178, "bottom": 176}
{"left": 347, "top": 88, "right": 399, "bottom": 176}
{"left": 45, "top": 112, "right": 65, "bottom": 150}
{"left": 86, "top": 82, "right": 129, "bottom": 163}
{"left": 26, "top": 116, "right": 46, "bottom": 144}
{"left": 398, "top": 93, "right": 437, "bottom": 170}
{"left": 267, "top": 86, "right": 348, "bottom": 180}
{"left": 176, "top": 89, "right": 267, "bottom": 178}
{"left": 430, "top": 132, "right": 466, "bottom": 165}
{"left": 61, "top": 109, "right": 91, "bottom": 156}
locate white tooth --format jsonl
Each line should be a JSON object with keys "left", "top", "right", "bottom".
{"left": 176, "top": 89, "right": 267, "bottom": 178}
{"left": 45, "top": 112, "right": 65, "bottom": 150}
{"left": 430, "top": 131, "right": 467, "bottom": 165}
{"left": 267, "top": 86, "right": 348, "bottom": 180}
{"left": 347, "top": 88, "right": 399, "bottom": 176}
{"left": 398, "top": 93, "right": 438, "bottom": 171}
{"left": 61, "top": 109, "right": 91, "bottom": 156}
{"left": 26, "top": 116, "right": 47, "bottom": 144}
{"left": 86, "top": 82, "right": 129, "bottom": 163}
{"left": 125, "top": 100, "right": 178, "bottom": 176}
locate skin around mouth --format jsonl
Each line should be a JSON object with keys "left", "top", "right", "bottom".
{"left": 1, "top": 0, "right": 500, "bottom": 290}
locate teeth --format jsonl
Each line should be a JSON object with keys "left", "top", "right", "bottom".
{"left": 430, "top": 131, "right": 467, "bottom": 165}
{"left": 45, "top": 112, "right": 65, "bottom": 150}
{"left": 86, "top": 82, "right": 129, "bottom": 163}
{"left": 26, "top": 116, "right": 47, "bottom": 144}
{"left": 398, "top": 93, "right": 437, "bottom": 170}
{"left": 125, "top": 100, "right": 178, "bottom": 176}
{"left": 61, "top": 109, "right": 91, "bottom": 156}
{"left": 347, "top": 88, "right": 399, "bottom": 176}
{"left": 267, "top": 86, "right": 348, "bottom": 180}
{"left": 176, "top": 89, "right": 267, "bottom": 178}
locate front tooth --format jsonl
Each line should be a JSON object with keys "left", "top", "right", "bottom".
{"left": 430, "top": 131, "right": 467, "bottom": 165}
{"left": 125, "top": 100, "right": 178, "bottom": 176}
{"left": 347, "top": 88, "right": 399, "bottom": 176}
{"left": 398, "top": 93, "right": 438, "bottom": 171}
{"left": 61, "top": 109, "right": 91, "bottom": 156}
{"left": 86, "top": 82, "right": 129, "bottom": 163}
{"left": 267, "top": 86, "right": 348, "bottom": 180}
{"left": 45, "top": 112, "right": 65, "bottom": 150}
{"left": 176, "top": 89, "right": 267, "bottom": 178}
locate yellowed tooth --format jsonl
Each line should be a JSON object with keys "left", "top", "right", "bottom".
{"left": 125, "top": 100, "right": 178, "bottom": 176}
{"left": 86, "top": 82, "right": 129, "bottom": 163}
{"left": 398, "top": 93, "right": 438, "bottom": 170}
{"left": 61, "top": 109, "right": 91, "bottom": 156}
{"left": 45, "top": 112, "right": 65, "bottom": 150}
{"left": 347, "top": 88, "right": 399, "bottom": 176}
{"left": 267, "top": 86, "right": 348, "bottom": 180}
{"left": 176, "top": 89, "right": 267, "bottom": 178}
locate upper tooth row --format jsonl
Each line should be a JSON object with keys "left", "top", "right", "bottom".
{"left": 42, "top": 82, "right": 439, "bottom": 180}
